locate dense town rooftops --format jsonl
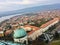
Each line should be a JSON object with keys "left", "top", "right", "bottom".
{"left": 11, "top": 22, "right": 18, "bottom": 26}
{"left": 0, "top": 27, "right": 2, "bottom": 31}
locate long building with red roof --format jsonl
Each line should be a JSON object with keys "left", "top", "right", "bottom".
{"left": 40, "top": 18, "right": 59, "bottom": 32}
{"left": 24, "top": 18, "right": 59, "bottom": 40}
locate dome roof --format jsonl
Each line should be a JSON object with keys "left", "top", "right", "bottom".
{"left": 13, "top": 28, "right": 27, "bottom": 38}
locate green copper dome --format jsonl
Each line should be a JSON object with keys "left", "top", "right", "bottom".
{"left": 13, "top": 28, "right": 27, "bottom": 38}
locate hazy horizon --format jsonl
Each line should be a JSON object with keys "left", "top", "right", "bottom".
{"left": 0, "top": 0, "right": 60, "bottom": 12}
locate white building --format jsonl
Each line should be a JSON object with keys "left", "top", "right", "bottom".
{"left": 13, "top": 28, "right": 28, "bottom": 44}
{"left": 28, "top": 18, "right": 59, "bottom": 40}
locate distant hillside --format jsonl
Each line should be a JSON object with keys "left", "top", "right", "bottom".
{"left": 0, "top": 4, "right": 60, "bottom": 17}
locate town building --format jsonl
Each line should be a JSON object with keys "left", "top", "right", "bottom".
{"left": 0, "top": 27, "right": 4, "bottom": 37}
{"left": 26, "top": 18, "right": 59, "bottom": 41}
{"left": 13, "top": 28, "right": 28, "bottom": 44}
{"left": 40, "top": 18, "right": 59, "bottom": 32}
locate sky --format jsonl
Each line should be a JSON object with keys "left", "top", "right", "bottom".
{"left": 0, "top": 0, "right": 60, "bottom": 12}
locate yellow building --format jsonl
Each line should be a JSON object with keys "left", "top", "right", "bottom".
{"left": 0, "top": 27, "right": 4, "bottom": 37}
{"left": 0, "top": 31, "right": 4, "bottom": 37}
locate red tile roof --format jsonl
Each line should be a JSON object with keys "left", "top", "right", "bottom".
{"left": 24, "top": 25, "right": 40, "bottom": 30}
{"left": 24, "top": 25, "right": 40, "bottom": 35}
{"left": 27, "top": 18, "right": 59, "bottom": 35}
{"left": 28, "top": 30, "right": 35, "bottom": 35}
{"left": 5, "top": 30, "right": 12, "bottom": 36}
{"left": 40, "top": 18, "right": 59, "bottom": 28}
{"left": 0, "top": 27, "right": 3, "bottom": 31}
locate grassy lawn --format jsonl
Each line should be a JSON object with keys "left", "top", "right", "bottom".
{"left": 50, "top": 40, "right": 60, "bottom": 45}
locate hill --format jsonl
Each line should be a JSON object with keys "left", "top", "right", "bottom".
{"left": 0, "top": 4, "right": 60, "bottom": 17}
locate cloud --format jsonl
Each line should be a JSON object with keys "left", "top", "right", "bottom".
{"left": 0, "top": 0, "right": 49, "bottom": 5}
{"left": 0, "top": 0, "right": 60, "bottom": 12}
{"left": 0, "top": 0, "right": 42, "bottom": 12}
{"left": 0, "top": 0, "right": 60, "bottom": 5}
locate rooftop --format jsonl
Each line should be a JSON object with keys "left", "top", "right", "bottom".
{"left": 24, "top": 25, "right": 40, "bottom": 35}
{"left": 13, "top": 28, "right": 27, "bottom": 38}
{"left": 40, "top": 18, "right": 59, "bottom": 28}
